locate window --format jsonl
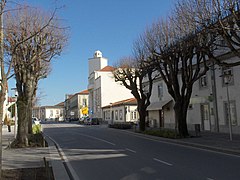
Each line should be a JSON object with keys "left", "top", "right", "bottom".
{"left": 82, "top": 98, "right": 87, "bottom": 106}
{"left": 119, "top": 110, "right": 123, "bottom": 120}
{"left": 158, "top": 83, "right": 163, "bottom": 100}
{"left": 199, "top": 75, "right": 207, "bottom": 88}
{"left": 133, "top": 111, "right": 137, "bottom": 119}
{"left": 106, "top": 110, "right": 110, "bottom": 119}
{"left": 222, "top": 68, "right": 234, "bottom": 86}
{"left": 50, "top": 110, "right": 53, "bottom": 117}
{"left": 131, "top": 111, "right": 137, "bottom": 120}
{"left": 115, "top": 110, "right": 118, "bottom": 120}
{"left": 224, "top": 101, "right": 237, "bottom": 126}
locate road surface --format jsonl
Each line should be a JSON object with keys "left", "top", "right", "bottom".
{"left": 43, "top": 123, "right": 240, "bottom": 180}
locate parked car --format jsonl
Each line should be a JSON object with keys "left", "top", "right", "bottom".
{"left": 83, "top": 117, "right": 91, "bottom": 125}
{"left": 58, "top": 117, "right": 64, "bottom": 122}
{"left": 79, "top": 117, "right": 85, "bottom": 124}
{"left": 91, "top": 118, "right": 100, "bottom": 125}
{"left": 83, "top": 117, "right": 100, "bottom": 125}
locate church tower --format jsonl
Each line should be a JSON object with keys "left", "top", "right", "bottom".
{"left": 88, "top": 50, "right": 108, "bottom": 76}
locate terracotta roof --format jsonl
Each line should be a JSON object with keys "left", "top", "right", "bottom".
{"left": 103, "top": 98, "right": 137, "bottom": 108}
{"left": 67, "top": 90, "right": 89, "bottom": 101}
{"left": 98, "top": 66, "right": 115, "bottom": 72}
{"left": 79, "top": 89, "right": 89, "bottom": 94}
{"left": 8, "top": 97, "right": 17, "bottom": 103}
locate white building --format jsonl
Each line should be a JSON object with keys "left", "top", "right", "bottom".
{"left": 88, "top": 50, "right": 135, "bottom": 120}
{"left": 64, "top": 90, "right": 89, "bottom": 120}
{"left": 102, "top": 98, "right": 138, "bottom": 124}
{"left": 147, "top": 55, "right": 240, "bottom": 134}
{"left": 33, "top": 102, "right": 64, "bottom": 121}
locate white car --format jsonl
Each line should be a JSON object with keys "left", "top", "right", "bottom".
{"left": 58, "top": 117, "right": 64, "bottom": 122}
{"left": 32, "top": 117, "right": 41, "bottom": 125}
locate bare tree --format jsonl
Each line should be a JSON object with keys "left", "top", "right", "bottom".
{"left": 4, "top": 6, "right": 67, "bottom": 146}
{"left": 143, "top": 13, "right": 212, "bottom": 137}
{"left": 176, "top": 0, "right": 240, "bottom": 67}
{"left": 113, "top": 40, "right": 157, "bottom": 131}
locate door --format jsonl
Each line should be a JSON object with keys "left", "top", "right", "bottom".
{"left": 201, "top": 104, "right": 211, "bottom": 131}
{"left": 111, "top": 110, "right": 114, "bottom": 124}
{"left": 159, "top": 110, "right": 164, "bottom": 128}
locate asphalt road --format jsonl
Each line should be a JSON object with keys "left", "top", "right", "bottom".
{"left": 43, "top": 123, "right": 240, "bottom": 180}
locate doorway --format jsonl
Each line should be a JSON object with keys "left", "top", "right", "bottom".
{"left": 159, "top": 110, "right": 164, "bottom": 128}
{"left": 200, "top": 104, "right": 211, "bottom": 131}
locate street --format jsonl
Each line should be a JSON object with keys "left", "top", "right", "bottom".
{"left": 43, "top": 123, "right": 240, "bottom": 180}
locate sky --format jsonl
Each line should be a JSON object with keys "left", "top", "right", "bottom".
{"left": 9, "top": 0, "right": 175, "bottom": 106}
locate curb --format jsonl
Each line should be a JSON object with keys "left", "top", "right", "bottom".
{"left": 44, "top": 135, "right": 71, "bottom": 180}
{"left": 121, "top": 129, "right": 240, "bottom": 156}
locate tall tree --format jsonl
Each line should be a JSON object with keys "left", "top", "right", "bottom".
{"left": 113, "top": 40, "right": 157, "bottom": 131}
{"left": 4, "top": 6, "right": 67, "bottom": 146}
{"left": 143, "top": 15, "right": 212, "bottom": 137}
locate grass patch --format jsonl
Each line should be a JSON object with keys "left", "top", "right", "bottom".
{"left": 108, "top": 123, "right": 132, "bottom": 129}
{"left": 2, "top": 167, "right": 54, "bottom": 180}
{"left": 32, "top": 124, "right": 42, "bottom": 134}
{"left": 144, "top": 129, "right": 179, "bottom": 139}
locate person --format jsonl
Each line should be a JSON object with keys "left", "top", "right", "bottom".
{"left": 4, "top": 115, "right": 11, "bottom": 132}
{"left": 7, "top": 119, "right": 11, "bottom": 132}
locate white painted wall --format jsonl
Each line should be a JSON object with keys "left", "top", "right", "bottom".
{"left": 45, "top": 107, "right": 64, "bottom": 120}
{"left": 88, "top": 57, "right": 108, "bottom": 76}
{"left": 90, "top": 70, "right": 134, "bottom": 119}
{"left": 100, "top": 72, "right": 133, "bottom": 107}
{"left": 102, "top": 104, "right": 138, "bottom": 124}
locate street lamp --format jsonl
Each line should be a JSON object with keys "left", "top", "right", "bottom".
{"left": 221, "top": 72, "right": 233, "bottom": 141}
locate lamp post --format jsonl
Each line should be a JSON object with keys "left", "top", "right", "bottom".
{"left": 222, "top": 73, "right": 233, "bottom": 141}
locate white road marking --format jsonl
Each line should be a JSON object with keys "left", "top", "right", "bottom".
{"left": 125, "top": 148, "right": 136, "bottom": 153}
{"left": 206, "top": 178, "right": 214, "bottom": 180}
{"left": 153, "top": 158, "right": 173, "bottom": 166}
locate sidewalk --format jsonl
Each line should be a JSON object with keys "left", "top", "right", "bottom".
{"left": 1, "top": 125, "right": 70, "bottom": 180}
{"left": 177, "top": 131, "right": 240, "bottom": 155}
{"left": 126, "top": 129, "right": 240, "bottom": 155}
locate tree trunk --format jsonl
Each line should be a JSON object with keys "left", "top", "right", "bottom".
{"left": 28, "top": 99, "right": 33, "bottom": 134}
{"left": 174, "top": 100, "right": 189, "bottom": 137}
{"left": 16, "top": 96, "right": 29, "bottom": 146}
{"left": 138, "top": 105, "right": 147, "bottom": 132}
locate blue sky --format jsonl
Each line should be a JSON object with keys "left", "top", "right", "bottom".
{"left": 10, "top": 0, "right": 175, "bottom": 106}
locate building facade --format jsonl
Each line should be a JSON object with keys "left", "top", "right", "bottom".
{"left": 147, "top": 54, "right": 240, "bottom": 134}
{"left": 102, "top": 98, "right": 138, "bottom": 124}
{"left": 88, "top": 50, "right": 135, "bottom": 120}
{"left": 33, "top": 102, "right": 64, "bottom": 121}
{"left": 64, "top": 90, "right": 89, "bottom": 120}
